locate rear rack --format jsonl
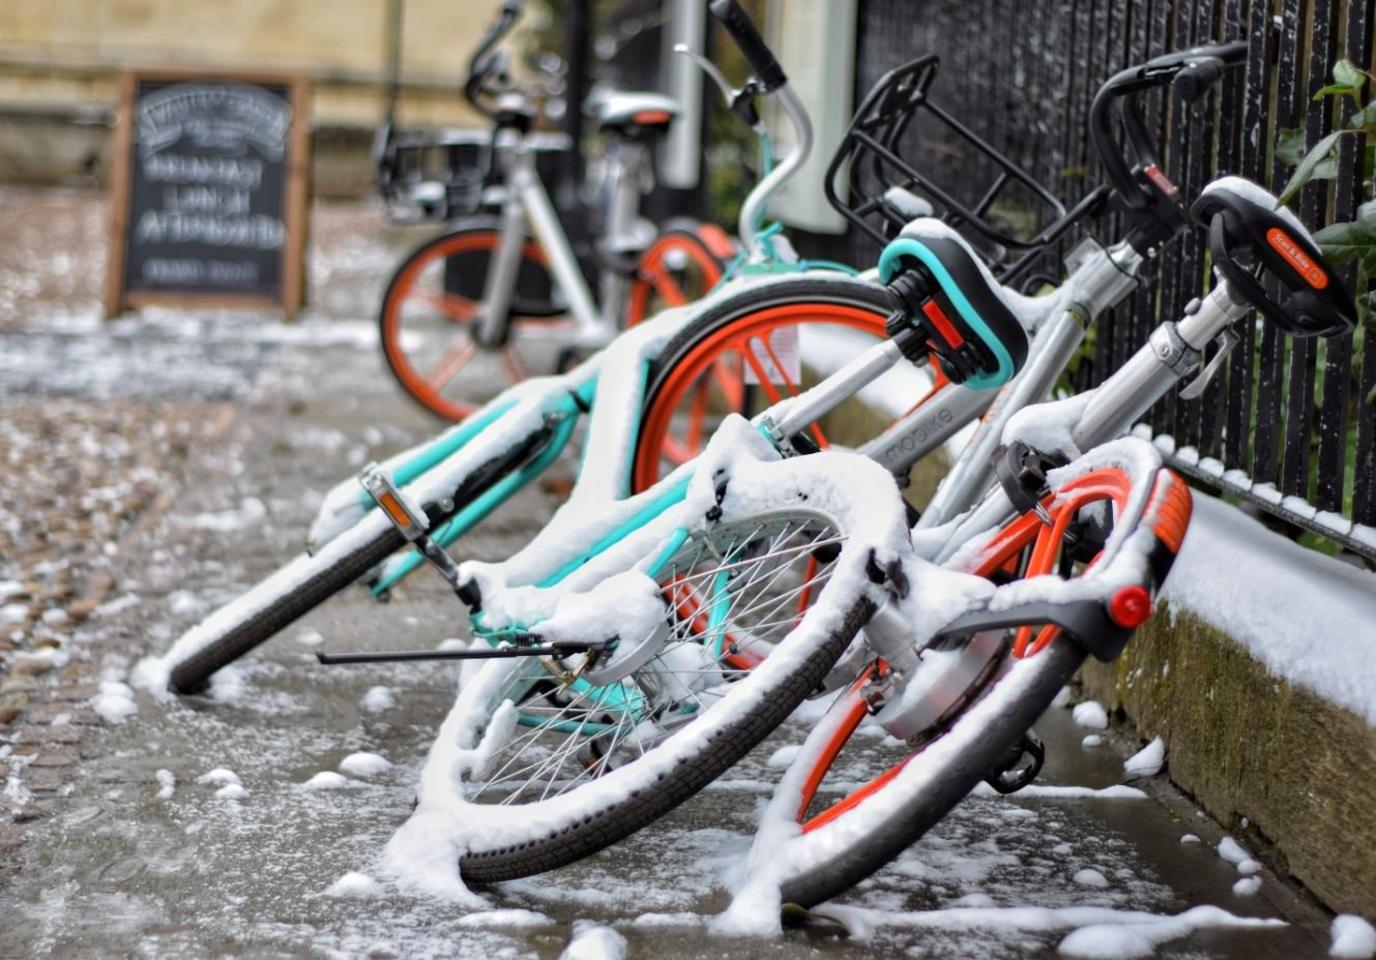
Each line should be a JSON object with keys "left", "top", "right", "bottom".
{"left": 825, "top": 56, "right": 1100, "bottom": 283}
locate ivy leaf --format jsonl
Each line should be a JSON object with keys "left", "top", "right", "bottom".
{"left": 1312, "top": 219, "right": 1376, "bottom": 265}
{"left": 1314, "top": 82, "right": 1358, "bottom": 100}
{"left": 1333, "top": 59, "right": 1366, "bottom": 92}
{"left": 1348, "top": 102, "right": 1376, "bottom": 130}
{"left": 1276, "top": 130, "right": 1343, "bottom": 205}
{"left": 1275, "top": 127, "right": 1308, "bottom": 166}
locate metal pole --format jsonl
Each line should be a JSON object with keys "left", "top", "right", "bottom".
{"left": 384, "top": 0, "right": 404, "bottom": 126}
{"left": 562, "top": 0, "right": 591, "bottom": 204}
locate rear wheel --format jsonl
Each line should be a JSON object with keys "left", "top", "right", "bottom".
{"left": 379, "top": 221, "right": 565, "bottom": 421}
{"left": 624, "top": 227, "right": 727, "bottom": 327}
{"left": 633, "top": 276, "right": 902, "bottom": 491}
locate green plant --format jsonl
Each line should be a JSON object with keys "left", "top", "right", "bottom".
{"left": 1276, "top": 58, "right": 1376, "bottom": 404}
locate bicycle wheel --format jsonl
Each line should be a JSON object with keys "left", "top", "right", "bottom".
{"left": 761, "top": 460, "right": 1190, "bottom": 908}
{"left": 405, "top": 504, "right": 882, "bottom": 884}
{"left": 159, "top": 423, "right": 559, "bottom": 693}
{"left": 164, "top": 514, "right": 405, "bottom": 693}
{"left": 379, "top": 219, "right": 564, "bottom": 421}
{"left": 624, "top": 225, "right": 729, "bottom": 327}
{"left": 633, "top": 275, "right": 902, "bottom": 491}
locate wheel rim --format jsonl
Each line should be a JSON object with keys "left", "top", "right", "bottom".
{"left": 380, "top": 231, "right": 560, "bottom": 421}
{"left": 632, "top": 302, "right": 892, "bottom": 491}
{"left": 792, "top": 467, "right": 1139, "bottom": 831}
{"left": 460, "top": 510, "right": 845, "bottom": 807}
{"left": 625, "top": 233, "right": 724, "bottom": 327}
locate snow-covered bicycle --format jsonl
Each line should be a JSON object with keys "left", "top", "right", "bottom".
{"left": 381, "top": 178, "right": 1350, "bottom": 894}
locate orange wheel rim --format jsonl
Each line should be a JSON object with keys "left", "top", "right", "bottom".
{"left": 631, "top": 302, "right": 890, "bottom": 492}
{"left": 625, "top": 233, "right": 724, "bottom": 327}
{"left": 381, "top": 231, "right": 552, "bottom": 421}
{"left": 796, "top": 466, "right": 1145, "bottom": 832}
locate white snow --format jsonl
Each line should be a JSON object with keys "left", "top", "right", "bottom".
{"left": 338, "top": 752, "right": 392, "bottom": 778}
{"left": 359, "top": 686, "right": 396, "bottom": 713}
{"left": 1162, "top": 491, "right": 1376, "bottom": 726}
{"left": 1072, "top": 701, "right": 1109, "bottom": 730}
{"left": 1217, "top": 836, "right": 1250, "bottom": 866}
{"left": 1059, "top": 924, "right": 1154, "bottom": 958}
{"left": 559, "top": 920, "right": 627, "bottom": 960}
{"left": 154, "top": 769, "right": 175, "bottom": 800}
{"left": 1073, "top": 868, "right": 1110, "bottom": 888}
{"left": 196, "top": 768, "right": 241, "bottom": 788}
{"left": 1122, "top": 737, "right": 1164, "bottom": 777}
{"left": 1081, "top": 735, "right": 1103, "bottom": 748}
{"left": 1232, "top": 876, "right": 1261, "bottom": 896}
{"left": 1180, "top": 834, "right": 1200, "bottom": 844}
{"left": 295, "top": 629, "right": 324, "bottom": 647}
{"left": 1236, "top": 858, "right": 1262, "bottom": 876}
{"left": 1331, "top": 915, "right": 1376, "bottom": 959}
{"left": 766, "top": 745, "right": 801, "bottom": 769}
{"left": 90, "top": 681, "right": 137, "bottom": 724}
{"left": 457, "top": 909, "right": 553, "bottom": 928}
{"left": 186, "top": 496, "right": 267, "bottom": 532}
{"left": 214, "top": 783, "right": 247, "bottom": 801}
{"left": 303, "top": 771, "right": 362, "bottom": 791}
{"left": 325, "top": 872, "right": 382, "bottom": 899}
{"left": 92, "top": 593, "right": 140, "bottom": 619}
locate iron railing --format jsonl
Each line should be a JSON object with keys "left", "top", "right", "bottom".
{"left": 854, "top": 0, "right": 1376, "bottom": 559}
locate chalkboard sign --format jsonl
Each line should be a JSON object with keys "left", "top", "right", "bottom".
{"left": 104, "top": 68, "right": 310, "bottom": 319}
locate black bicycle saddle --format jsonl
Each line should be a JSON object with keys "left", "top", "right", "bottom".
{"left": 1191, "top": 176, "right": 1356, "bottom": 338}
{"left": 878, "top": 222, "right": 1033, "bottom": 389}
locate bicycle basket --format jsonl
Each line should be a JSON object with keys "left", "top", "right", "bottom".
{"left": 826, "top": 56, "right": 1091, "bottom": 281}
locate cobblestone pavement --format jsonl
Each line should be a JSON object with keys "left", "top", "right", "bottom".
{"left": 0, "top": 187, "right": 1341, "bottom": 958}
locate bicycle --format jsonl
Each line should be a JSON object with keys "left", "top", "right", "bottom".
{"left": 377, "top": 0, "right": 732, "bottom": 421}
{"left": 724, "top": 177, "right": 1356, "bottom": 913}
{"left": 380, "top": 176, "right": 1349, "bottom": 897}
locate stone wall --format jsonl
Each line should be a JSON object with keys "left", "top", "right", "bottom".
{"left": 1080, "top": 605, "right": 1376, "bottom": 919}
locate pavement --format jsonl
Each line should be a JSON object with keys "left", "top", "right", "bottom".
{"left": 0, "top": 186, "right": 1344, "bottom": 959}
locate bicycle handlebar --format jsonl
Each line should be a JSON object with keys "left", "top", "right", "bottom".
{"left": 464, "top": 1, "right": 523, "bottom": 118}
{"left": 1089, "top": 40, "right": 1247, "bottom": 251}
{"left": 709, "top": 0, "right": 788, "bottom": 92}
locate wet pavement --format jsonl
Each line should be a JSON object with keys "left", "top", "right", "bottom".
{"left": 0, "top": 187, "right": 1341, "bottom": 958}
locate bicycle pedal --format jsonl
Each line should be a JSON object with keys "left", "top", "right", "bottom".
{"left": 984, "top": 729, "right": 1045, "bottom": 794}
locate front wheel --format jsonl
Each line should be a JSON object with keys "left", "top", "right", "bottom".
{"left": 760, "top": 458, "right": 1191, "bottom": 908}
{"left": 394, "top": 504, "right": 880, "bottom": 885}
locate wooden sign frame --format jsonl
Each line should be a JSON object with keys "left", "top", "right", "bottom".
{"left": 104, "top": 66, "right": 311, "bottom": 320}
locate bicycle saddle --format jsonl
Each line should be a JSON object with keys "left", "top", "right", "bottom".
{"left": 1192, "top": 176, "right": 1356, "bottom": 338}
{"left": 594, "top": 92, "right": 679, "bottom": 140}
{"left": 879, "top": 220, "right": 1054, "bottom": 389}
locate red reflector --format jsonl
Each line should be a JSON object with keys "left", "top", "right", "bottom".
{"left": 922, "top": 299, "right": 965, "bottom": 348}
{"left": 1109, "top": 585, "right": 1153, "bottom": 628}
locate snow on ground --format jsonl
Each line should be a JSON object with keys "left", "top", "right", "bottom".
{"left": 1123, "top": 738, "right": 1165, "bottom": 778}
{"left": 1332, "top": 915, "right": 1376, "bottom": 959}
{"left": 1162, "top": 491, "right": 1376, "bottom": 725}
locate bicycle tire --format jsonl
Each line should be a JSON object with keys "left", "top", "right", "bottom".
{"left": 379, "top": 218, "right": 562, "bottom": 421}
{"left": 777, "top": 635, "right": 1084, "bottom": 908}
{"left": 633, "top": 275, "right": 895, "bottom": 490}
{"left": 458, "top": 592, "right": 877, "bottom": 884}
{"left": 624, "top": 226, "right": 726, "bottom": 327}
{"left": 166, "top": 520, "right": 406, "bottom": 693}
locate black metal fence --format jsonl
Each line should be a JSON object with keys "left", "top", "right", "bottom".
{"left": 854, "top": 0, "right": 1376, "bottom": 559}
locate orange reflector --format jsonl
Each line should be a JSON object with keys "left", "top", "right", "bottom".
{"left": 376, "top": 490, "right": 411, "bottom": 526}
{"left": 922, "top": 298, "right": 965, "bottom": 348}
{"left": 1109, "top": 585, "right": 1153, "bottom": 628}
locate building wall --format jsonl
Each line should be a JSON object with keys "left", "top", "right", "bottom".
{"left": 0, "top": 0, "right": 518, "bottom": 127}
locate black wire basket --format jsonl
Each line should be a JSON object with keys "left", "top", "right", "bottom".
{"left": 825, "top": 55, "right": 1094, "bottom": 283}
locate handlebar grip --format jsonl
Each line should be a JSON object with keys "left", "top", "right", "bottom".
{"left": 709, "top": 0, "right": 787, "bottom": 92}
{"left": 1173, "top": 57, "right": 1226, "bottom": 103}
